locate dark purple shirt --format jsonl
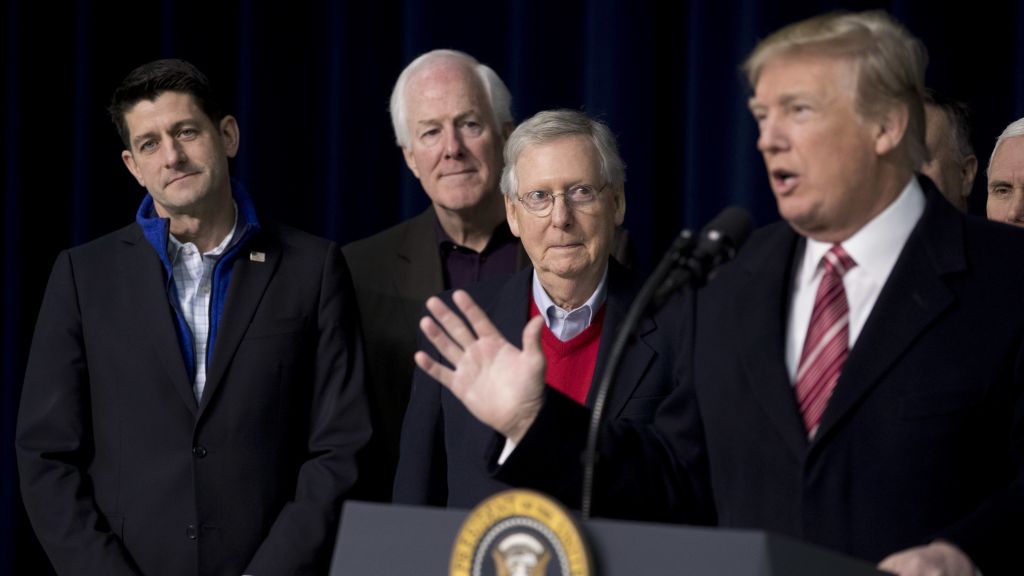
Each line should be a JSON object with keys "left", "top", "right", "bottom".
{"left": 436, "top": 218, "right": 521, "bottom": 289}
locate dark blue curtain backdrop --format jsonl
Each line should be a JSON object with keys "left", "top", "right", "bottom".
{"left": 3, "top": 0, "right": 1022, "bottom": 572}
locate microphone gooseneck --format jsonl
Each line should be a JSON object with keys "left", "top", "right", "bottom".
{"left": 580, "top": 206, "right": 752, "bottom": 519}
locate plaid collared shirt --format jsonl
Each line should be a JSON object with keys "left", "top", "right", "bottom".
{"left": 168, "top": 206, "right": 239, "bottom": 401}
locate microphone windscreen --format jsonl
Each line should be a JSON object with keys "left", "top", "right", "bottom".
{"left": 701, "top": 206, "right": 753, "bottom": 250}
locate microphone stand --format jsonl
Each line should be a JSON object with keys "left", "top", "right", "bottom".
{"left": 580, "top": 207, "right": 751, "bottom": 519}
{"left": 580, "top": 228, "right": 694, "bottom": 519}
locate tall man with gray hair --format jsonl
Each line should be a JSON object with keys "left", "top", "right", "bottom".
{"left": 986, "top": 116, "right": 1024, "bottom": 226}
{"left": 413, "top": 11, "right": 1024, "bottom": 576}
{"left": 343, "top": 50, "right": 525, "bottom": 501}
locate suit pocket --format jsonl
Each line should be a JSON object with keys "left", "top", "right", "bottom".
{"left": 618, "top": 394, "right": 668, "bottom": 420}
{"left": 244, "top": 316, "right": 307, "bottom": 339}
{"left": 897, "top": 390, "right": 977, "bottom": 420}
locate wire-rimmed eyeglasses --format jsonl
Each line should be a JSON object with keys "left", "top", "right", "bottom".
{"left": 515, "top": 183, "right": 609, "bottom": 216}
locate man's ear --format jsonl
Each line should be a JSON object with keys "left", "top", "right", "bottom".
{"left": 121, "top": 149, "right": 146, "bottom": 187}
{"left": 960, "top": 154, "right": 979, "bottom": 198}
{"left": 874, "top": 103, "right": 910, "bottom": 157}
{"left": 612, "top": 187, "right": 626, "bottom": 226}
{"left": 505, "top": 195, "right": 522, "bottom": 238}
{"left": 219, "top": 115, "right": 240, "bottom": 158}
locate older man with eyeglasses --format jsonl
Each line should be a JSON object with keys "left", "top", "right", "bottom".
{"left": 392, "top": 110, "right": 700, "bottom": 518}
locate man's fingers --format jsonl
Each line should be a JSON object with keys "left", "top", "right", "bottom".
{"left": 426, "top": 295, "right": 478, "bottom": 348}
{"left": 876, "top": 541, "right": 975, "bottom": 576}
{"left": 420, "top": 315, "right": 464, "bottom": 365}
{"left": 414, "top": 351, "right": 455, "bottom": 390}
{"left": 522, "top": 315, "right": 545, "bottom": 357}
{"left": 453, "top": 290, "right": 502, "bottom": 339}
{"left": 876, "top": 553, "right": 901, "bottom": 574}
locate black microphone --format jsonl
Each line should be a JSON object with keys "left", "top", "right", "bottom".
{"left": 580, "top": 206, "right": 753, "bottom": 519}
{"left": 651, "top": 206, "right": 753, "bottom": 308}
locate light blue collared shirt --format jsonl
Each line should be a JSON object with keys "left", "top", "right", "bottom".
{"left": 531, "top": 266, "right": 609, "bottom": 342}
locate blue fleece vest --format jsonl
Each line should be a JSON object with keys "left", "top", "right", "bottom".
{"left": 135, "top": 181, "right": 261, "bottom": 393}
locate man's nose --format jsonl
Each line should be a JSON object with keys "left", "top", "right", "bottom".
{"left": 549, "top": 193, "right": 574, "bottom": 229}
{"left": 443, "top": 127, "right": 465, "bottom": 159}
{"left": 163, "top": 137, "right": 186, "bottom": 167}
{"left": 756, "top": 115, "right": 787, "bottom": 154}
{"left": 1007, "top": 188, "right": 1024, "bottom": 223}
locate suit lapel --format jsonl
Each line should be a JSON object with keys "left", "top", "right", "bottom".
{"left": 814, "top": 194, "right": 963, "bottom": 443}
{"left": 121, "top": 225, "right": 197, "bottom": 416}
{"left": 514, "top": 243, "right": 530, "bottom": 272}
{"left": 588, "top": 262, "right": 655, "bottom": 416}
{"left": 395, "top": 208, "right": 444, "bottom": 302}
{"left": 201, "top": 232, "right": 282, "bottom": 414}
{"left": 483, "top": 267, "right": 533, "bottom": 346}
{"left": 736, "top": 226, "right": 809, "bottom": 458}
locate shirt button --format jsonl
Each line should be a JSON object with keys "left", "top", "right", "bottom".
{"left": 192, "top": 446, "right": 208, "bottom": 458}
{"left": 186, "top": 524, "right": 197, "bottom": 540}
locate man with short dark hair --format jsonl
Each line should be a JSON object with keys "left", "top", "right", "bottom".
{"left": 920, "top": 90, "right": 977, "bottom": 212}
{"left": 16, "top": 59, "right": 370, "bottom": 576}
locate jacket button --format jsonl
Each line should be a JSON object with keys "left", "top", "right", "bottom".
{"left": 192, "top": 446, "right": 208, "bottom": 458}
{"left": 185, "top": 524, "right": 197, "bottom": 540}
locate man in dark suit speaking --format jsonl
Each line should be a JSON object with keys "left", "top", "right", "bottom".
{"left": 413, "top": 11, "right": 1024, "bottom": 576}
{"left": 16, "top": 59, "right": 370, "bottom": 576}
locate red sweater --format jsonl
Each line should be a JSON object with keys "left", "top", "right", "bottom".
{"left": 530, "top": 299, "right": 607, "bottom": 405}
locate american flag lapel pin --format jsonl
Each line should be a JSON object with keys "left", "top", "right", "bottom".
{"left": 249, "top": 251, "right": 266, "bottom": 263}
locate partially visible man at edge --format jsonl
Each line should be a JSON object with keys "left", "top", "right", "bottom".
{"left": 986, "top": 116, "right": 1024, "bottom": 226}
{"left": 920, "top": 89, "right": 977, "bottom": 212}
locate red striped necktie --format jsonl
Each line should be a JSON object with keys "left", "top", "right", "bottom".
{"left": 795, "top": 244, "right": 857, "bottom": 439}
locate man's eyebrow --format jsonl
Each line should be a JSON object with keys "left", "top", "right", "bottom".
{"left": 130, "top": 130, "right": 158, "bottom": 148}
{"left": 130, "top": 120, "right": 197, "bottom": 147}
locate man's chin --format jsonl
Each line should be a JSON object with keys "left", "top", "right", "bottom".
{"left": 429, "top": 189, "right": 493, "bottom": 212}
{"left": 152, "top": 190, "right": 211, "bottom": 215}
{"left": 541, "top": 257, "right": 591, "bottom": 278}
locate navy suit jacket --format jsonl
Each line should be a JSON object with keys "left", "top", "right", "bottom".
{"left": 343, "top": 208, "right": 530, "bottom": 502}
{"left": 17, "top": 222, "right": 370, "bottom": 576}
{"left": 499, "top": 182, "right": 1024, "bottom": 573}
{"left": 393, "top": 260, "right": 692, "bottom": 515}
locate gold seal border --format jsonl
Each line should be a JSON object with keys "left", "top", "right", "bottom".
{"left": 450, "top": 489, "right": 591, "bottom": 576}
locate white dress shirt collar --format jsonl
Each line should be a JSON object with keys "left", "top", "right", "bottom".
{"left": 786, "top": 177, "right": 925, "bottom": 382}
{"left": 798, "top": 177, "right": 925, "bottom": 294}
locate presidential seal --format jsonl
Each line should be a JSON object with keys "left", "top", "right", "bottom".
{"left": 450, "top": 489, "right": 591, "bottom": 576}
